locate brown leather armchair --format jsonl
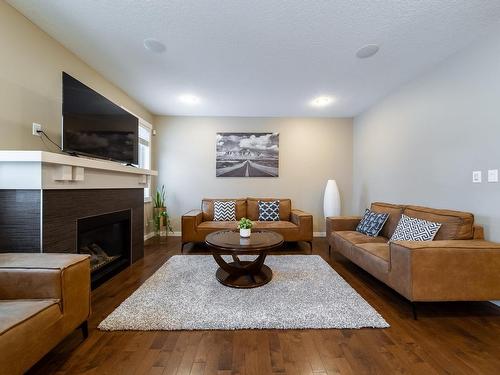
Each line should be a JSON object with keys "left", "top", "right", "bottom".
{"left": 182, "top": 198, "right": 313, "bottom": 251}
{"left": 0, "top": 253, "right": 91, "bottom": 374}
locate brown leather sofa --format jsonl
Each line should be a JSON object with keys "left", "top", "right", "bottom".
{"left": 0, "top": 253, "right": 91, "bottom": 374}
{"left": 182, "top": 198, "right": 313, "bottom": 250}
{"left": 327, "top": 202, "right": 500, "bottom": 311}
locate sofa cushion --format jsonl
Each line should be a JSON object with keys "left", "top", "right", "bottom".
{"left": 390, "top": 214, "right": 442, "bottom": 242}
{"left": 350, "top": 243, "right": 390, "bottom": 280}
{"left": 198, "top": 221, "right": 237, "bottom": 230}
{"left": 252, "top": 221, "right": 298, "bottom": 230}
{"left": 355, "top": 243, "right": 390, "bottom": 262}
{"left": 202, "top": 198, "right": 246, "bottom": 221}
{"left": 371, "top": 202, "right": 405, "bottom": 238}
{"left": 333, "top": 231, "right": 388, "bottom": 245}
{"left": 258, "top": 200, "right": 280, "bottom": 221}
{"left": 356, "top": 209, "right": 389, "bottom": 237}
{"left": 197, "top": 220, "right": 300, "bottom": 241}
{"left": 213, "top": 200, "right": 236, "bottom": 221}
{"left": 403, "top": 205, "right": 474, "bottom": 240}
{"left": 253, "top": 221, "right": 300, "bottom": 239}
{"left": 0, "top": 299, "right": 61, "bottom": 335}
{"left": 247, "top": 198, "right": 291, "bottom": 221}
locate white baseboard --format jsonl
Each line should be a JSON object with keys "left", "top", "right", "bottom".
{"left": 313, "top": 232, "right": 326, "bottom": 237}
{"left": 144, "top": 232, "right": 155, "bottom": 241}
{"left": 144, "top": 231, "right": 181, "bottom": 241}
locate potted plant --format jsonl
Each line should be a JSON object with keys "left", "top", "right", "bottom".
{"left": 237, "top": 217, "right": 253, "bottom": 238}
{"left": 153, "top": 185, "right": 173, "bottom": 236}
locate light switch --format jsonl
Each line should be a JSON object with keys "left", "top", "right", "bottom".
{"left": 488, "top": 169, "right": 498, "bottom": 183}
{"left": 472, "top": 171, "right": 482, "bottom": 183}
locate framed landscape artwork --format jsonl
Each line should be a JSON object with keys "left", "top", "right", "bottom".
{"left": 216, "top": 132, "right": 279, "bottom": 177}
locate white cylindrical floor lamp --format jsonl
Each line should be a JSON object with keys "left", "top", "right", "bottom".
{"left": 324, "top": 179, "right": 341, "bottom": 217}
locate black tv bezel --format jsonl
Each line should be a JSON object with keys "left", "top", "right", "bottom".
{"left": 61, "top": 72, "right": 139, "bottom": 165}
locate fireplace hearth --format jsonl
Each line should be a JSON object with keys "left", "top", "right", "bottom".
{"left": 78, "top": 209, "right": 131, "bottom": 288}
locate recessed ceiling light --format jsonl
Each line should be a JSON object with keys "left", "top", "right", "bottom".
{"left": 356, "top": 44, "right": 379, "bottom": 59}
{"left": 143, "top": 38, "right": 166, "bottom": 53}
{"left": 178, "top": 94, "right": 200, "bottom": 105}
{"left": 310, "top": 96, "right": 335, "bottom": 107}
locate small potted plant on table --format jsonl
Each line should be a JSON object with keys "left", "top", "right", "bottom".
{"left": 238, "top": 217, "right": 253, "bottom": 238}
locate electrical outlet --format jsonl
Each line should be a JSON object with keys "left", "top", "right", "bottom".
{"left": 32, "top": 123, "right": 42, "bottom": 136}
{"left": 488, "top": 169, "right": 498, "bottom": 183}
{"left": 472, "top": 171, "right": 482, "bottom": 183}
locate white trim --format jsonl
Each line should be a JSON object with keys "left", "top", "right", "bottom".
{"left": 0, "top": 151, "right": 157, "bottom": 175}
{"left": 138, "top": 118, "right": 153, "bottom": 130}
{"left": 144, "top": 232, "right": 156, "bottom": 241}
{"left": 39, "top": 190, "right": 43, "bottom": 253}
{"left": 313, "top": 232, "right": 326, "bottom": 237}
{"left": 144, "top": 231, "right": 182, "bottom": 241}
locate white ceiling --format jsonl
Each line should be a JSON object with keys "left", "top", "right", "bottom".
{"left": 8, "top": 0, "right": 500, "bottom": 117}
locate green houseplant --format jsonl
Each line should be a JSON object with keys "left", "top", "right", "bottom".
{"left": 237, "top": 217, "right": 253, "bottom": 238}
{"left": 153, "top": 185, "right": 173, "bottom": 235}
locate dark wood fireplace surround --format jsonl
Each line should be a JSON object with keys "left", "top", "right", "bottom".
{"left": 0, "top": 188, "right": 144, "bottom": 287}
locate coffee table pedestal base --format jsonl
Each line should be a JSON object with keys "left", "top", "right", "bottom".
{"left": 215, "top": 262, "right": 272, "bottom": 288}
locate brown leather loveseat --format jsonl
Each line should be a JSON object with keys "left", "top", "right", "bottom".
{"left": 0, "top": 253, "right": 91, "bottom": 374}
{"left": 327, "top": 202, "right": 500, "bottom": 312}
{"left": 182, "top": 198, "right": 313, "bottom": 250}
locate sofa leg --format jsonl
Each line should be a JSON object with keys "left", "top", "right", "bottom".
{"left": 79, "top": 320, "right": 89, "bottom": 339}
{"left": 181, "top": 242, "right": 186, "bottom": 253}
{"left": 411, "top": 302, "right": 418, "bottom": 320}
{"left": 328, "top": 245, "right": 331, "bottom": 257}
{"left": 307, "top": 241, "right": 313, "bottom": 254}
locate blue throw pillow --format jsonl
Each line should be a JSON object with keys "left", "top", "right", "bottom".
{"left": 258, "top": 200, "right": 280, "bottom": 221}
{"left": 356, "top": 209, "right": 389, "bottom": 237}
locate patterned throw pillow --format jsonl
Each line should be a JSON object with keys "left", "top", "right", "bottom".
{"left": 258, "top": 200, "right": 280, "bottom": 221}
{"left": 389, "top": 214, "right": 441, "bottom": 242}
{"left": 356, "top": 209, "right": 389, "bottom": 237}
{"left": 213, "top": 200, "right": 236, "bottom": 221}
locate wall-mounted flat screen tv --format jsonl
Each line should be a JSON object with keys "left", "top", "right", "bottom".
{"left": 62, "top": 72, "right": 138, "bottom": 165}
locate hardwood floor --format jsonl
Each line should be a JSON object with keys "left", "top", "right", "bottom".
{"left": 29, "top": 237, "right": 500, "bottom": 375}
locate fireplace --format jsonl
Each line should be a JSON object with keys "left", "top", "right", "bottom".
{"left": 77, "top": 209, "right": 132, "bottom": 288}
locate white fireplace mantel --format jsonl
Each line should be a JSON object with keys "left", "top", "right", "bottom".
{"left": 0, "top": 151, "right": 158, "bottom": 190}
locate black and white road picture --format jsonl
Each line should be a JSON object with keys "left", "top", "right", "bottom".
{"left": 216, "top": 132, "right": 279, "bottom": 177}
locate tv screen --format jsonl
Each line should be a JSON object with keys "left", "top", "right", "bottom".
{"left": 62, "top": 72, "right": 138, "bottom": 165}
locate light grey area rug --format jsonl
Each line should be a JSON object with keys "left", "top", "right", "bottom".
{"left": 98, "top": 255, "right": 389, "bottom": 330}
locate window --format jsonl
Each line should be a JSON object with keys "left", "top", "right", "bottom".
{"left": 138, "top": 120, "right": 152, "bottom": 201}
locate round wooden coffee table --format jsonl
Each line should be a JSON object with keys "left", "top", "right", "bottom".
{"left": 205, "top": 230, "right": 284, "bottom": 288}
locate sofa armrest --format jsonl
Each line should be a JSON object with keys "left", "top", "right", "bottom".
{"left": 389, "top": 240, "right": 500, "bottom": 301}
{"left": 181, "top": 209, "right": 203, "bottom": 242}
{"left": 290, "top": 209, "right": 312, "bottom": 223}
{"left": 0, "top": 253, "right": 91, "bottom": 321}
{"left": 182, "top": 209, "right": 203, "bottom": 225}
{"left": 473, "top": 225, "right": 484, "bottom": 240}
{"left": 290, "top": 209, "right": 313, "bottom": 241}
{"left": 325, "top": 216, "right": 361, "bottom": 241}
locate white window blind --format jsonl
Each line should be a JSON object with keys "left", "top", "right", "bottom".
{"left": 138, "top": 121, "right": 152, "bottom": 201}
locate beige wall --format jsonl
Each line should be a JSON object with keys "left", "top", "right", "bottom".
{"left": 0, "top": 1, "right": 153, "bottom": 151}
{"left": 153, "top": 116, "right": 353, "bottom": 233}
{"left": 353, "top": 33, "right": 500, "bottom": 242}
{"left": 0, "top": 2, "right": 154, "bottom": 237}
